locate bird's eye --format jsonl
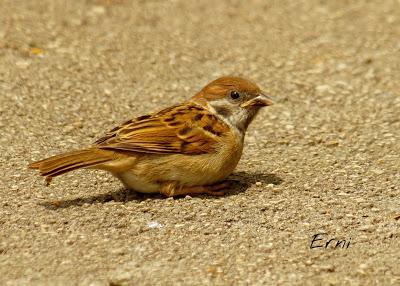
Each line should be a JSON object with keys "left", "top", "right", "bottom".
{"left": 230, "top": 91, "right": 240, "bottom": 100}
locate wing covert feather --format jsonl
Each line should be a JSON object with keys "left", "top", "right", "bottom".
{"left": 93, "top": 103, "right": 229, "bottom": 155}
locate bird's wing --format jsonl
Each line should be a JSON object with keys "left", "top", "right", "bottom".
{"left": 93, "top": 102, "right": 229, "bottom": 155}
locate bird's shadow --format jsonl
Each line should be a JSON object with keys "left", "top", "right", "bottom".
{"left": 39, "top": 171, "right": 283, "bottom": 210}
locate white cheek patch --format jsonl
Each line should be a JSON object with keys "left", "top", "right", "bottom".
{"left": 228, "top": 109, "right": 251, "bottom": 130}
{"left": 208, "top": 99, "right": 254, "bottom": 132}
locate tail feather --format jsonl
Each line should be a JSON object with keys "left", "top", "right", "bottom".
{"left": 29, "top": 148, "right": 115, "bottom": 178}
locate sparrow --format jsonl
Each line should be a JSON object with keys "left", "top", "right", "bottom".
{"left": 29, "top": 76, "right": 273, "bottom": 197}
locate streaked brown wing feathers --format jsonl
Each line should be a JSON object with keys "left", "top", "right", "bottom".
{"left": 93, "top": 103, "right": 229, "bottom": 155}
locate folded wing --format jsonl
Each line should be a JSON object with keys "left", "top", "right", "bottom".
{"left": 94, "top": 103, "right": 228, "bottom": 155}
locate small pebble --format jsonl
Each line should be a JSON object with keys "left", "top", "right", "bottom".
{"left": 359, "top": 225, "right": 374, "bottom": 232}
{"left": 147, "top": 221, "right": 163, "bottom": 229}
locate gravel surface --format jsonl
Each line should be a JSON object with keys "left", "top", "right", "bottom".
{"left": 1, "top": 0, "right": 399, "bottom": 285}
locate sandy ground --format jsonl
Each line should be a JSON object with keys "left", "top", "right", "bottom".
{"left": 0, "top": 0, "right": 399, "bottom": 285}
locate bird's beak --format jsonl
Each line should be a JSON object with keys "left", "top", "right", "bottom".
{"left": 241, "top": 92, "right": 273, "bottom": 108}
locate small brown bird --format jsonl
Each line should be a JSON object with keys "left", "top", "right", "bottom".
{"left": 29, "top": 76, "right": 273, "bottom": 197}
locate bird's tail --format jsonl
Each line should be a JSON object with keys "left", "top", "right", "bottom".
{"left": 28, "top": 148, "right": 115, "bottom": 179}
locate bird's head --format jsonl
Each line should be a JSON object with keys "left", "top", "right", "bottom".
{"left": 192, "top": 76, "right": 273, "bottom": 132}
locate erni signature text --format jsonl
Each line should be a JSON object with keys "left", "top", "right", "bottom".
{"left": 310, "top": 233, "right": 351, "bottom": 249}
